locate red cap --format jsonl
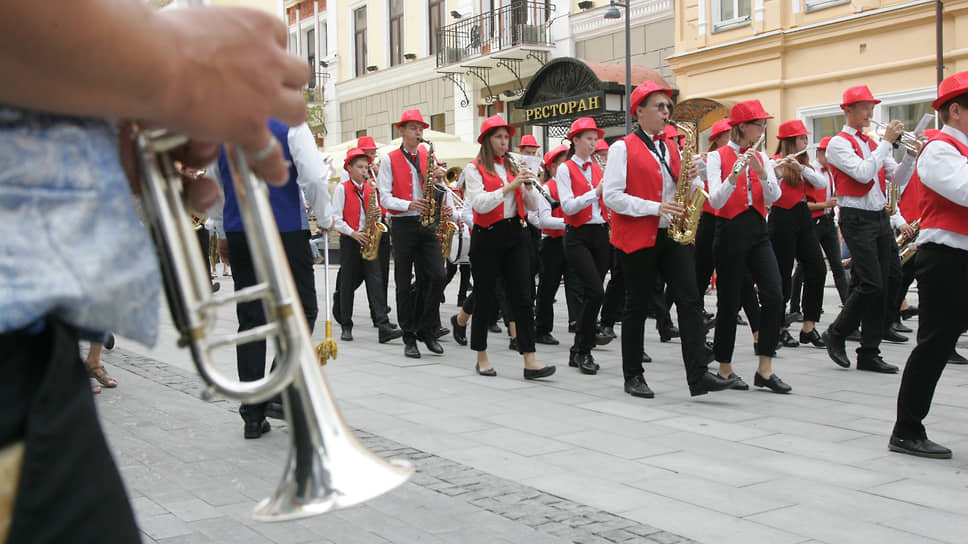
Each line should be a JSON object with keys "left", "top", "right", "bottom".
{"left": 344, "top": 147, "right": 372, "bottom": 171}
{"left": 840, "top": 85, "right": 881, "bottom": 109}
{"left": 478, "top": 114, "right": 515, "bottom": 144}
{"left": 595, "top": 138, "right": 609, "bottom": 152}
{"left": 663, "top": 124, "right": 683, "bottom": 140}
{"left": 777, "top": 120, "right": 810, "bottom": 139}
{"left": 933, "top": 71, "right": 968, "bottom": 110}
{"left": 708, "top": 118, "right": 731, "bottom": 142}
{"left": 543, "top": 144, "right": 569, "bottom": 171}
{"left": 817, "top": 136, "right": 832, "bottom": 150}
{"left": 518, "top": 134, "right": 540, "bottom": 148}
{"left": 567, "top": 117, "right": 604, "bottom": 140}
{"left": 357, "top": 136, "right": 377, "bottom": 150}
{"left": 629, "top": 81, "right": 674, "bottom": 116}
{"left": 397, "top": 109, "right": 429, "bottom": 129}
{"left": 729, "top": 100, "right": 773, "bottom": 126}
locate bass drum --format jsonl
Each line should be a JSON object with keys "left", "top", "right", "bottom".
{"left": 448, "top": 222, "right": 471, "bottom": 264}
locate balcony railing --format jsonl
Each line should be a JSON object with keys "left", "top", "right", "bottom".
{"left": 436, "top": 1, "right": 553, "bottom": 68}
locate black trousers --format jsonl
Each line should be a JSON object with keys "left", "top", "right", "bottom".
{"left": 445, "top": 261, "right": 472, "bottom": 302}
{"left": 712, "top": 210, "right": 784, "bottom": 362}
{"left": 894, "top": 244, "right": 968, "bottom": 439}
{"left": 620, "top": 233, "right": 708, "bottom": 386}
{"left": 694, "top": 211, "right": 717, "bottom": 303}
{"left": 791, "top": 213, "right": 849, "bottom": 312}
{"left": 338, "top": 234, "right": 390, "bottom": 328}
{"left": 768, "top": 202, "right": 826, "bottom": 323}
{"left": 389, "top": 217, "right": 446, "bottom": 342}
{"left": 830, "top": 208, "right": 899, "bottom": 359}
{"left": 535, "top": 236, "right": 583, "bottom": 335}
{"left": 469, "top": 219, "right": 536, "bottom": 353}
{"left": 601, "top": 247, "right": 625, "bottom": 327}
{"left": 1, "top": 319, "right": 141, "bottom": 543}
{"left": 197, "top": 227, "right": 212, "bottom": 277}
{"left": 891, "top": 251, "right": 917, "bottom": 324}
{"left": 565, "top": 223, "right": 611, "bottom": 353}
{"left": 227, "top": 229, "right": 317, "bottom": 424}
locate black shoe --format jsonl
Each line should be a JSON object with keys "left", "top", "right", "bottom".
{"left": 594, "top": 332, "right": 614, "bottom": 346}
{"left": 568, "top": 347, "right": 582, "bottom": 368}
{"left": 857, "top": 355, "right": 899, "bottom": 374}
{"left": 659, "top": 326, "right": 680, "bottom": 343}
{"left": 340, "top": 325, "right": 353, "bottom": 341}
{"left": 900, "top": 306, "right": 919, "bottom": 320}
{"left": 244, "top": 419, "right": 270, "bottom": 439}
{"left": 103, "top": 332, "right": 116, "bottom": 351}
{"left": 387, "top": 321, "right": 399, "bottom": 330}
{"left": 799, "top": 329, "right": 825, "bottom": 347}
{"left": 703, "top": 315, "right": 716, "bottom": 332}
{"left": 211, "top": 281, "right": 221, "bottom": 293}
{"left": 779, "top": 330, "right": 799, "bottom": 348}
{"left": 404, "top": 342, "right": 421, "bottom": 359}
{"left": 475, "top": 362, "right": 497, "bottom": 377}
{"left": 736, "top": 314, "right": 748, "bottom": 326}
{"left": 624, "top": 375, "right": 655, "bottom": 398}
{"left": 378, "top": 326, "right": 404, "bottom": 344}
{"left": 690, "top": 371, "right": 737, "bottom": 396}
{"left": 949, "top": 351, "right": 968, "bottom": 365}
{"left": 888, "top": 435, "right": 952, "bottom": 459}
{"left": 568, "top": 323, "right": 576, "bottom": 333}
{"left": 702, "top": 309, "right": 715, "bottom": 320}
{"left": 754, "top": 372, "right": 792, "bottom": 394}
{"left": 489, "top": 323, "right": 502, "bottom": 333}
{"left": 600, "top": 325, "right": 617, "bottom": 339}
{"left": 883, "top": 329, "right": 909, "bottom": 343}
{"left": 450, "top": 315, "right": 467, "bottom": 346}
{"left": 422, "top": 337, "right": 444, "bottom": 354}
{"left": 524, "top": 365, "right": 556, "bottom": 380}
{"left": 508, "top": 338, "right": 519, "bottom": 351}
{"left": 846, "top": 329, "right": 862, "bottom": 342}
{"left": 265, "top": 401, "right": 285, "bottom": 420}
{"left": 642, "top": 352, "right": 652, "bottom": 363}
{"left": 823, "top": 330, "right": 851, "bottom": 368}
{"left": 892, "top": 321, "right": 913, "bottom": 334}
{"left": 434, "top": 327, "right": 450, "bottom": 340}
{"left": 579, "top": 353, "right": 599, "bottom": 375}
{"left": 535, "top": 333, "right": 559, "bottom": 345}
{"left": 724, "top": 373, "right": 749, "bottom": 390}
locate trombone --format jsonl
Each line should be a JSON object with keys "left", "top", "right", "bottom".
{"left": 868, "top": 120, "right": 923, "bottom": 154}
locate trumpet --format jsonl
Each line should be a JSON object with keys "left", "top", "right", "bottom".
{"left": 869, "top": 120, "right": 923, "bottom": 154}
{"left": 731, "top": 133, "right": 766, "bottom": 176}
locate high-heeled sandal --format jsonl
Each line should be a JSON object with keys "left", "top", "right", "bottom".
{"left": 88, "top": 365, "right": 118, "bottom": 388}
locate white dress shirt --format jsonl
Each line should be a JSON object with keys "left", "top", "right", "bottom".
{"left": 377, "top": 147, "right": 423, "bottom": 217}
{"left": 288, "top": 123, "right": 333, "bottom": 229}
{"left": 556, "top": 155, "right": 606, "bottom": 224}
{"left": 706, "top": 141, "right": 782, "bottom": 210}
{"left": 331, "top": 179, "right": 368, "bottom": 235}
{"left": 602, "top": 134, "right": 703, "bottom": 228}
{"left": 463, "top": 160, "right": 538, "bottom": 220}
{"left": 826, "top": 125, "right": 915, "bottom": 211}
{"left": 916, "top": 124, "right": 968, "bottom": 251}
{"left": 531, "top": 191, "right": 565, "bottom": 234}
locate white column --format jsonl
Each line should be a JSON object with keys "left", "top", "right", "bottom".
{"left": 295, "top": 9, "right": 301, "bottom": 56}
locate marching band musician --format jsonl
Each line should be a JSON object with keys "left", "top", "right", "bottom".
{"left": 463, "top": 115, "right": 556, "bottom": 380}
{"left": 518, "top": 134, "right": 541, "bottom": 157}
{"left": 594, "top": 137, "right": 610, "bottom": 164}
{"left": 821, "top": 86, "right": 916, "bottom": 373}
{"left": 768, "top": 120, "right": 828, "bottom": 349}
{"left": 331, "top": 148, "right": 403, "bottom": 344}
{"left": 695, "top": 118, "right": 731, "bottom": 311}
{"left": 557, "top": 117, "right": 614, "bottom": 376}
{"left": 339, "top": 135, "right": 379, "bottom": 183}
{"left": 890, "top": 72, "right": 968, "bottom": 459}
{"left": 602, "top": 81, "right": 736, "bottom": 398}
{"left": 706, "top": 100, "right": 792, "bottom": 393}
{"left": 377, "top": 109, "right": 453, "bottom": 359}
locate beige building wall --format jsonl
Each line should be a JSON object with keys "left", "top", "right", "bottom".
{"left": 338, "top": 73, "right": 455, "bottom": 143}
{"left": 575, "top": 17, "right": 677, "bottom": 86}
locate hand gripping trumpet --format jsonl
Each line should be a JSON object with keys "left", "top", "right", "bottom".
{"left": 131, "top": 126, "right": 413, "bottom": 522}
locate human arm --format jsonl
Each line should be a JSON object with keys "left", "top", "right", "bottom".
{"left": 288, "top": 123, "right": 332, "bottom": 228}
{"left": 705, "top": 149, "right": 736, "bottom": 209}
{"left": 556, "top": 162, "right": 598, "bottom": 215}
{"left": 826, "top": 134, "right": 893, "bottom": 186}
{"left": 917, "top": 140, "right": 968, "bottom": 207}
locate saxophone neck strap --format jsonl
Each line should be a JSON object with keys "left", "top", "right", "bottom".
{"left": 634, "top": 128, "right": 676, "bottom": 181}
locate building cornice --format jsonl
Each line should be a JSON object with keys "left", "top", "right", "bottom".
{"left": 570, "top": 0, "right": 673, "bottom": 41}
{"left": 334, "top": 56, "right": 441, "bottom": 102}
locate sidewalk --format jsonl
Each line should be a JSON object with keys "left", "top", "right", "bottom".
{"left": 100, "top": 263, "right": 968, "bottom": 543}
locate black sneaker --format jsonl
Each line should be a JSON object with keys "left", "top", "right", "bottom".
{"left": 244, "top": 419, "right": 270, "bottom": 439}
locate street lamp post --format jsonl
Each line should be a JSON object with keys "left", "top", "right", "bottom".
{"left": 605, "top": 1, "right": 632, "bottom": 134}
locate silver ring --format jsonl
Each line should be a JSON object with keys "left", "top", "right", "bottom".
{"left": 246, "top": 138, "right": 278, "bottom": 161}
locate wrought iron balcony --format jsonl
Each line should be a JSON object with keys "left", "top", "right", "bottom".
{"left": 436, "top": 1, "right": 553, "bottom": 69}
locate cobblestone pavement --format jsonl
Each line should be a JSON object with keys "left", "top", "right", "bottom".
{"left": 100, "top": 263, "right": 968, "bottom": 543}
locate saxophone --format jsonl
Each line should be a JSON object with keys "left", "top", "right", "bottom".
{"left": 417, "top": 138, "right": 439, "bottom": 227}
{"left": 668, "top": 121, "right": 709, "bottom": 245}
{"left": 360, "top": 165, "right": 388, "bottom": 261}
{"left": 896, "top": 218, "right": 921, "bottom": 265}
{"left": 885, "top": 182, "right": 900, "bottom": 215}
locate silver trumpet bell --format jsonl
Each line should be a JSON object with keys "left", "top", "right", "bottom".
{"left": 132, "top": 127, "right": 413, "bottom": 522}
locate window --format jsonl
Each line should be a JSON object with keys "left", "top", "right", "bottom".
{"left": 811, "top": 113, "right": 847, "bottom": 141}
{"left": 389, "top": 0, "right": 404, "bottom": 67}
{"left": 888, "top": 100, "right": 934, "bottom": 161}
{"left": 356, "top": 129, "right": 367, "bottom": 138}
{"left": 354, "top": 6, "right": 367, "bottom": 77}
{"left": 430, "top": 113, "right": 446, "bottom": 132}
{"left": 429, "top": 0, "right": 445, "bottom": 56}
{"left": 805, "top": 0, "right": 849, "bottom": 12}
{"left": 713, "top": 0, "right": 751, "bottom": 32}
{"left": 307, "top": 29, "right": 316, "bottom": 89}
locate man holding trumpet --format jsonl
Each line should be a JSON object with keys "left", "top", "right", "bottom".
{"left": 822, "top": 86, "right": 916, "bottom": 373}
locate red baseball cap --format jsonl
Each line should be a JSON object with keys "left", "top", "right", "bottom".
{"left": 729, "top": 100, "right": 773, "bottom": 126}
{"left": 518, "top": 134, "right": 540, "bottom": 148}
{"left": 777, "top": 120, "right": 810, "bottom": 139}
{"left": 567, "top": 117, "right": 604, "bottom": 140}
{"left": 397, "top": 109, "right": 429, "bottom": 129}
{"left": 543, "top": 144, "right": 569, "bottom": 171}
{"left": 629, "top": 81, "right": 674, "bottom": 117}
{"left": 357, "top": 136, "right": 377, "bottom": 150}
{"left": 478, "top": 114, "right": 515, "bottom": 144}
{"left": 840, "top": 85, "right": 881, "bottom": 109}
{"left": 344, "top": 147, "right": 372, "bottom": 171}
{"left": 933, "top": 71, "right": 968, "bottom": 111}
{"left": 708, "top": 118, "right": 731, "bottom": 142}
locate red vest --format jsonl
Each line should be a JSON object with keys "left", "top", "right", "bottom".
{"left": 563, "top": 158, "right": 606, "bottom": 227}
{"left": 715, "top": 146, "right": 767, "bottom": 219}
{"left": 919, "top": 133, "right": 968, "bottom": 236}
{"left": 609, "top": 134, "right": 675, "bottom": 253}
{"left": 471, "top": 159, "right": 525, "bottom": 228}
{"left": 387, "top": 147, "right": 429, "bottom": 215}
{"left": 829, "top": 131, "right": 886, "bottom": 198}
{"left": 772, "top": 153, "right": 808, "bottom": 210}
{"left": 341, "top": 179, "right": 374, "bottom": 231}
{"left": 701, "top": 177, "right": 716, "bottom": 214}
{"left": 898, "top": 172, "right": 921, "bottom": 223}
{"left": 804, "top": 167, "right": 833, "bottom": 218}
{"left": 541, "top": 180, "right": 565, "bottom": 238}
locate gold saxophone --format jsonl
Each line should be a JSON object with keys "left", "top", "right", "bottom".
{"left": 418, "top": 138, "right": 439, "bottom": 227}
{"left": 885, "top": 182, "right": 900, "bottom": 214}
{"left": 896, "top": 218, "right": 921, "bottom": 265}
{"left": 668, "top": 122, "right": 708, "bottom": 245}
{"left": 360, "top": 165, "right": 388, "bottom": 261}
